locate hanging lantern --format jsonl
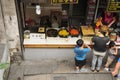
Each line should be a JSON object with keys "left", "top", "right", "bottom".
{"left": 36, "top": 5, "right": 41, "bottom": 15}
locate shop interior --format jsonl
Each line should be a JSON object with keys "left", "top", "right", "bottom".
{"left": 21, "top": 0, "right": 120, "bottom": 42}
{"left": 25, "top": 0, "right": 87, "bottom": 27}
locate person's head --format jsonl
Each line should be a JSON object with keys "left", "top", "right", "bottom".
{"left": 101, "top": 31, "right": 106, "bottom": 36}
{"left": 76, "top": 39, "right": 84, "bottom": 47}
{"left": 96, "top": 31, "right": 104, "bottom": 37}
{"left": 109, "top": 40, "right": 115, "bottom": 48}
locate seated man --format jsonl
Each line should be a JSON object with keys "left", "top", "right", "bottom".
{"left": 112, "top": 57, "right": 120, "bottom": 76}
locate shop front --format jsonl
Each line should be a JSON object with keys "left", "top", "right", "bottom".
{"left": 21, "top": 0, "right": 120, "bottom": 60}
{"left": 23, "top": 26, "right": 120, "bottom": 61}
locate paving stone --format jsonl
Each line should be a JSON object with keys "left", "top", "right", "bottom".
{"left": 23, "top": 60, "right": 58, "bottom": 75}
{"left": 8, "top": 59, "right": 117, "bottom": 80}
{"left": 8, "top": 63, "right": 24, "bottom": 80}
{"left": 24, "top": 73, "right": 115, "bottom": 80}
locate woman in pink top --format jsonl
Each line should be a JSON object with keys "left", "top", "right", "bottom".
{"left": 100, "top": 11, "right": 116, "bottom": 28}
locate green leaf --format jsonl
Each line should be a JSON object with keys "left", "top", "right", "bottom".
{"left": 0, "top": 63, "right": 10, "bottom": 69}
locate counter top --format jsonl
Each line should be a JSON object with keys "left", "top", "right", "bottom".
{"left": 24, "top": 36, "right": 120, "bottom": 48}
{"left": 24, "top": 36, "right": 83, "bottom": 48}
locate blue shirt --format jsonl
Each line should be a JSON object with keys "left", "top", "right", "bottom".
{"left": 118, "top": 58, "right": 120, "bottom": 62}
{"left": 74, "top": 46, "right": 90, "bottom": 60}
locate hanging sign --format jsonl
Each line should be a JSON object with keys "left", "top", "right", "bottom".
{"left": 107, "top": 0, "right": 120, "bottom": 12}
{"left": 51, "top": 0, "right": 78, "bottom": 4}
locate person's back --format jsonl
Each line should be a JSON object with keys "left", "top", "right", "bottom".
{"left": 74, "top": 46, "right": 90, "bottom": 60}
{"left": 74, "top": 39, "right": 91, "bottom": 72}
{"left": 104, "top": 41, "right": 118, "bottom": 71}
{"left": 91, "top": 31, "right": 109, "bottom": 72}
{"left": 92, "top": 36, "right": 109, "bottom": 52}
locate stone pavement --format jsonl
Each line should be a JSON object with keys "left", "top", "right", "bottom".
{"left": 24, "top": 73, "right": 114, "bottom": 80}
{"left": 7, "top": 59, "right": 117, "bottom": 80}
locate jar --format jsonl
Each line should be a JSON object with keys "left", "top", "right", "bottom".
{"left": 109, "top": 27, "right": 114, "bottom": 32}
{"left": 109, "top": 32, "right": 117, "bottom": 41}
{"left": 24, "top": 30, "right": 30, "bottom": 39}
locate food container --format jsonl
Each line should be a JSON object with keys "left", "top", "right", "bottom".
{"left": 100, "top": 25, "right": 109, "bottom": 32}
{"left": 70, "top": 28, "right": 79, "bottom": 37}
{"left": 24, "top": 30, "right": 30, "bottom": 39}
{"left": 47, "top": 29, "right": 58, "bottom": 37}
{"left": 58, "top": 28, "right": 69, "bottom": 38}
{"left": 81, "top": 26, "right": 95, "bottom": 36}
{"left": 109, "top": 32, "right": 117, "bottom": 41}
{"left": 109, "top": 28, "right": 114, "bottom": 32}
{"left": 38, "top": 27, "right": 45, "bottom": 33}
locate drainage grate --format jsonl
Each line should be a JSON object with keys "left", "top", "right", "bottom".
{"left": 53, "top": 76, "right": 67, "bottom": 80}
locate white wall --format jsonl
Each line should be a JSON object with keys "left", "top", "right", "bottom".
{"left": 0, "top": 0, "right": 7, "bottom": 43}
{"left": 24, "top": 48, "right": 74, "bottom": 61}
{"left": 0, "top": 0, "right": 20, "bottom": 50}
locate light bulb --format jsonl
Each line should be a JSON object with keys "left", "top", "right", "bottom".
{"left": 36, "top": 5, "right": 41, "bottom": 15}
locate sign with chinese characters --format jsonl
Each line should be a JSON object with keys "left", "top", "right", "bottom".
{"left": 30, "top": 33, "right": 45, "bottom": 39}
{"left": 107, "top": 0, "right": 120, "bottom": 12}
{"left": 51, "top": 0, "right": 78, "bottom": 4}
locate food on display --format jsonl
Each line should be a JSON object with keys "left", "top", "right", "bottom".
{"left": 47, "top": 29, "right": 58, "bottom": 37}
{"left": 58, "top": 29, "right": 69, "bottom": 37}
{"left": 109, "top": 32, "right": 117, "bottom": 41}
{"left": 70, "top": 28, "right": 79, "bottom": 37}
{"left": 82, "top": 36, "right": 92, "bottom": 41}
{"left": 81, "top": 26, "right": 95, "bottom": 36}
{"left": 100, "top": 25, "right": 108, "bottom": 32}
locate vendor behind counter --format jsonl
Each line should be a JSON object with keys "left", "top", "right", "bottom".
{"left": 95, "top": 10, "right": 120, "bottom": 36}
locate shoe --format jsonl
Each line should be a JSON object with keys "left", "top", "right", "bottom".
{"left": 114, "top": 75, "right": 118, "bottom": 77}
{"left": 75, "top": 69, "right": 80, "bottom": 73}
{"left": 80, "top": 68, "right": 88, "bottom": 72}
{"left": 104, "top": 68, "right": 109, "bottom": 71}
{"left": 91, "top": 69, "right": 95, "bottom": 72}
{"left": 96, "top": 70, "right": 100, "bottom": 72}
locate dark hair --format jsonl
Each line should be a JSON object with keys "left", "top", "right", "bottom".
{"left": 99, "top": 31, "right": 107, "bottom": 36}
{"left": 109, "top": 41, "right": 115, "bottom": 48}
{"left": 76, "top": 39, "right": 84, "bottom": 47}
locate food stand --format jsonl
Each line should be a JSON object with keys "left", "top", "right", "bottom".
{"left": 23, "top": 0, "right": 120, "bottom": 61}
{"left": 23, "top": 25, "right": 120, "bottom": 61}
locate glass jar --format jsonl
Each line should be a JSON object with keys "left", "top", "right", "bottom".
{"left": 109, "top": 32, "right": 117, "bottom": 41}
{"left": 24, "top": 30, "right": 30, "bottom": 39}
